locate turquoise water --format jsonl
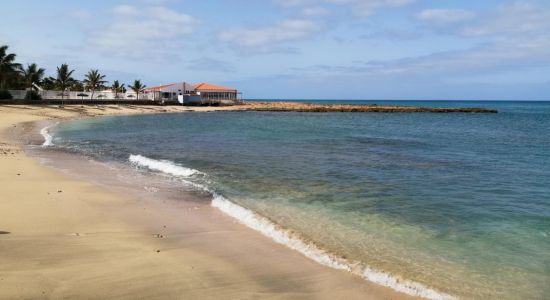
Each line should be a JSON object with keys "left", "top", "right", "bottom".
{"left": 52, "top": 101, "right": 549, "bottom": 299}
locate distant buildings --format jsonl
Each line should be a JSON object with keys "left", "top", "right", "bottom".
{"left": 144, "top": 82, "right": 241, "bottom": 105}
{"left": 6, "top": 81, "right": 242, "bottom": 105}
{"left": 193, "top": 83, "right": 239, "bottom": 101}
{"left": 143, "top": 82, "right": 195, "bottom": 103}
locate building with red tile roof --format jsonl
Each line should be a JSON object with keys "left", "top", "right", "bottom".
{"left": 193, "top": 82, "right": 236, "bottom": 92}
{"left": 193, "top": 82, "right": 239, "bottom": 102}
{"left": 143, "top": 83, "right": 177, "bottom": 93}
{"left": 143, "top": 81, "right": 241, "bottom": 104}
{"left": 142, "top": 82, "right": 194, "bottom": 104}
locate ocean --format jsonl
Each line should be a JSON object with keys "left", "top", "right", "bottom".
{"left": 45, "top": 101, "right": 549, "bottom": 299}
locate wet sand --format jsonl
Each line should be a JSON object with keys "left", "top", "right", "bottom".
{"left": 0, "top": 105, "right": 420, "bottom": 299}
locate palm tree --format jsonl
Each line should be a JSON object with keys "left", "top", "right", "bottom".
{"left": 129, "top": 80, "right": 146, "bottom": 101}
{"left": 0, "top": 45, "right": 21, "bottom": 89}
{"left": 83, "top": 69, "right": 106, "bottom": 100}
{"left": 54, "top": 64, "right": 76, "bottom": 101}
{"left": 111, "top": 80, "right": 125, "bottom": 99}
{"left": 20, "top": 63, "right": 45, "bottom": 90}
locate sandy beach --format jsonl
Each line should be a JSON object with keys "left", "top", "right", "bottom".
{"left": 0, "top": 105, "right": 418, "bottom": 300}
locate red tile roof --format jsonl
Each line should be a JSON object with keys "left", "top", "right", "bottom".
{"left": 193, "top": 82, "right": 236, "bottom": 92}
{"left": 143, "top": 83, "right": 176, "bottom": 92}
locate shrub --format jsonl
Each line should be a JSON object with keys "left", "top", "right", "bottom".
{"left": 0, "top": 89, "right": 13, "bottom": 100}
{"left": 24, "top": 90, "right": 42, "bottom": 100}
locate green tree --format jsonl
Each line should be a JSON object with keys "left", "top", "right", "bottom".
{"left": 0, "top": 45, "right": 21, "bottom": 89}
{"left": 83, "top": 69, "right": 106, "bottom": 99}
{"left": 19, "top": 63, "right": 45, "bottom": 90}
{"left": 72, "top": 81, "right": 84, "bottom": 92}
{"left": 42, "top": 77, "right": 56, "bottom": 90}
{"left": 54, "top": 64, "right": 76, "bottom": 101}
{"left": 111, "top": 80, "right": 125, "bottom": 99}
{"left": 129, "top": 80, "right": 146, "bottom": 101}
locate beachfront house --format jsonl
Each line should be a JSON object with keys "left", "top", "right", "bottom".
{"left": 193, "top": 83, "right": 241, "bottom": 104}
{"left": 144, "top": 82, "right": 242, "bottom": 105}
{"left": 143, "top": 82, "right": 195, "bottom": 104}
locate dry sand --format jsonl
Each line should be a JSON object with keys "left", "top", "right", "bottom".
{"left": 0, "top": 105, "right": 419, "bottom": 299}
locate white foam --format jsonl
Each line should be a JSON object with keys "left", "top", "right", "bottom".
{"left": 129, "top": 154, "right": 202, "bottom": 177}
{"left": 40, "top": 123, "right": 57, "bottom": 147}
{"left": 180, "top": 178, "right": 212, "bottom": 193}
{"left": 211, "top": 195, "right": 455, "bottom": 300}
{"left": 128, "top": 155, "right": 454, "bottom": 299}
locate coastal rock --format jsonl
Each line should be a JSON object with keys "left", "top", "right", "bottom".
{"left": 237, "top": 102, "right": 498, "bottom": 113}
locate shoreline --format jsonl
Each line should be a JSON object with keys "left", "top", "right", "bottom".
{"left": 0, "top": 105, "right": 421, "bottom": 299}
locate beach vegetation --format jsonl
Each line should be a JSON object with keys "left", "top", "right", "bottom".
{"left": 129, "top": 80, "right": 146, "bottom": 100}
{"left": 19, "top": 63, "right": 45, "bottom": 90}
{"left": 83, "top": 69, "right": 107, "bottom": 99}
{"left": 54, "top": 64, "right": 76, "bottom": 101}
{"left": 0, "top": 89, "right": 13, "bottom": 99}
{"left": 71, "top": 81, "right": 85, "bottom": 92}
{"left": 111, "top": 80, "right": 125, "bottom": 99}
{"left": 24, "top": 90, "right": 42, "bottom": 100}
{"left": 0, "top": 44, "right": 152, "bottom": 102}
{"left": 41, "top": 77, "right": 56, "bottom": 91}
{"left": 0, "top": 45, "right": 21, "bottom": 89}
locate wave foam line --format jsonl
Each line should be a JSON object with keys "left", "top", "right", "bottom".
{"left": 40, "top": 123, "right": 57, "bottom": 147}
{"left": 211, "top": 195, "right": 455, "bottom": 300}
{"left": 129, "top": 154, "right": 202, "bottom": 177}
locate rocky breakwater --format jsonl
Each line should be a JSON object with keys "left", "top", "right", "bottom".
{"left": 240, "top": 102, "right": 498, "bottom": 113}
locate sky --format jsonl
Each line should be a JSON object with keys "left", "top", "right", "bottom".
{"left": 1, "top": 0, "right": 549, "bottom": 100}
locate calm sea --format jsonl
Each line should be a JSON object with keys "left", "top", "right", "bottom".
{"left": 50, "top": 101, "right": 549, "bottom": 299}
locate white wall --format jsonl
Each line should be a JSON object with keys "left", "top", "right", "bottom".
{"left": 8, "top": 90, "right": 155, "bottom": 100}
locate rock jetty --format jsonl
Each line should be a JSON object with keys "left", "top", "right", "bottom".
{"left": 237, "top": 102, "right": 497, "bottom": 113}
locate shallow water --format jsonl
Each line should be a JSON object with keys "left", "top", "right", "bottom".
{"left": 51, "top": 101, "right": 550, "bottom": 299}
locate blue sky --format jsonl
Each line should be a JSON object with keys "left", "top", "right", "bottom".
{"left": 2, "top": 0, "right": 549, "bottom": 100}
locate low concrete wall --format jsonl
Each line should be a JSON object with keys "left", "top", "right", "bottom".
{"left": 0, "top": 99, "right": 162, "bottom": 105}
{"left": 7, "top": 90, "right": 149, "bottom": 101}
{"left": 0, "top": 99, "right": 242, "bottom": 106}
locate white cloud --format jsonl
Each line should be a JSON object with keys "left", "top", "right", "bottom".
{"left": 301, "top": 6, "right": 330, "bottom": 17}
{"left": 187, "top": 57, "right": 236, "bottom": 73}
{"left": 327, "top": 0, "right": 415, "bottom": 16}
{"left": 219, "top": 19, "right": 319, "bottom": 51}
{"left": 460, "top": 2, "right": 550, "bottom": 37}
{"left": 225, "top": 0, "right": 416, "bottom": 53}
{"left": 417, "top": 9, "right": 476, "bottom": 24}
{"left": 294, "top": 36, "right": 550, "bottom": 79}
{"left": 90, "top": 5, "right": 197, "bottom": 59}
{"left": 277, "top": 0, "right": 415, "bottom": 16}
{"left": 359, "top": 29, "right": 422, "bottom": 41}
{"left": 67, "top": 9, "right": 92, "bottom": 20}
{"left": 291, "top": 1, "right": 550, "bottom": 80}
{"left": 276, "top": 0, "right": 316, "bottom": 7}
{"left": 112, "top": 5, "right": 140, "bottom": 16}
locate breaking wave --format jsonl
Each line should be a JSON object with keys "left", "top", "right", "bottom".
{"left": 40, "top": 123, "right": 57, "bottom": 147}
{"left": 211, "top": 195, "right": 455, "bottom": 300}
{"left": 129, "top": 154, "right": 202, "bottom": 177}
{"left": 127, "top": 154, "right": 454, "bottom": 300}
